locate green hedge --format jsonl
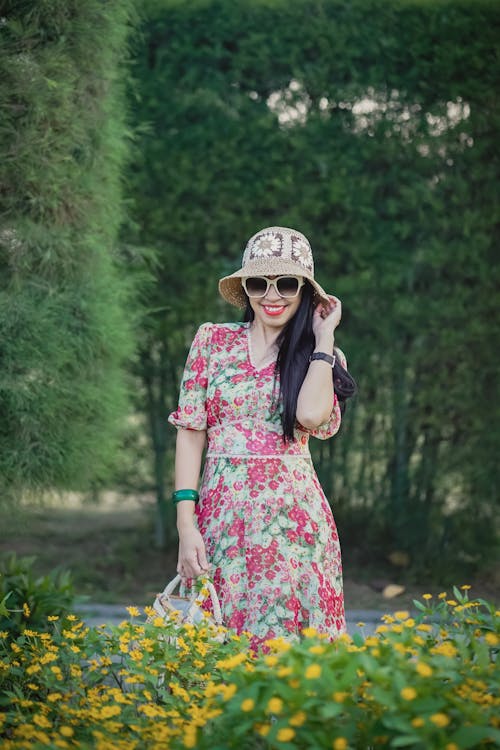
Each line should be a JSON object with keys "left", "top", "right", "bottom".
{"left": 128, "top": 0, "right": 500, "bottom": 569}
{"left": 0, "top": 1, "right": 137, "bottom": 492}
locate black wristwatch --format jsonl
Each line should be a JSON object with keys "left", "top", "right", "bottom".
{"left": 309, "top": 352, "right": 336, "bottom": 368}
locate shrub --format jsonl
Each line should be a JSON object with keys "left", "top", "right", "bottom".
{"left": 0, "top": 586, "right": 498, "bottom": 749}
{"left": 0, "top": 554, "right": 76, "bottom": 640}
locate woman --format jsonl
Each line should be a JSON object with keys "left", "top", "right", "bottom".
{"left": 169, "top": 226, "right": 356, "bottom": 649}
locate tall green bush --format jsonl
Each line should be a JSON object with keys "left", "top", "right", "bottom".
{"left": 0, "top": 1, "right": 137, "bottom": 492}
{"left": 128, "top": 0, "right": 500, "bottom": 569}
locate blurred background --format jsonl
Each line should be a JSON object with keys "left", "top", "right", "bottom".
{"left": 1, "top": 0, "right": 498, "bottom": 611}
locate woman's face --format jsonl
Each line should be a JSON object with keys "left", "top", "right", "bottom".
{"left": 246, "top": 275, "right": 303, "bottom": 329}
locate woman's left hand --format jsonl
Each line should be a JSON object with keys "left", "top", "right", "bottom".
{"left": 312, "top": 295, "right": 342, "bottom": 341}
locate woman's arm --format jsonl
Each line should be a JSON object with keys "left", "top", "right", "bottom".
{"left": 296, "top": 296, "right": 341, "bottom": 429}
{"left": 175, "top": 427, "right": 210, "bottom": 579}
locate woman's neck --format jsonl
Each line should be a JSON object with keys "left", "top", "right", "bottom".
{"left": 249, "top": 318, "right": 283, "bottom": 349}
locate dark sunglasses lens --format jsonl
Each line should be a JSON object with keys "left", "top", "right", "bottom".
{"left": 276, "top": 277, "right": 300, "bottom": 297}
{"left": 245, "top": 277, "right": 268, "bottom": 297}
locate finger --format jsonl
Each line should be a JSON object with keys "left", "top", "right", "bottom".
{"left": 198, "top": 550, "right": 210, "bottom": 572}
{"left": 186, "top": 559, "right": 203, "bottom": 577}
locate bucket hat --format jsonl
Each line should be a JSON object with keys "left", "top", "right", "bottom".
{"left": 218, "top": 226, "right": 330, "bottom": 308}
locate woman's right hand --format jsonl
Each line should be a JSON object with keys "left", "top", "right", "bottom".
{"left": 177, "top": 525, "right": 210, "bottom": 580}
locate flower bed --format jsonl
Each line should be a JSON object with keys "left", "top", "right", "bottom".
{"left": 0, "top": 587, "right": 498, "bottom": 749}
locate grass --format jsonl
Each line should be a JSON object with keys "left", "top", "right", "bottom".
{"left": 1, "top": 495, "right": 498, "bottom": 609}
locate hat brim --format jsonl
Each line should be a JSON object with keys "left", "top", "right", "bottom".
{"left": 218, "top": 258, "right": 330, "bottom": 309}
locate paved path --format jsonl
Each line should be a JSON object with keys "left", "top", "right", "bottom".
{"left": 76, "top": 603, "right": 386, "bottom": 637}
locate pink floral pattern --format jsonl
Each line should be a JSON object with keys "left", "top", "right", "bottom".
{"left": 169, "top": 322, "right": 348, "bottom": 649}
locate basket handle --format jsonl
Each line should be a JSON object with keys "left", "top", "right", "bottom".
{"left": 163, "top": 574, "right": 223, "bottom": 626}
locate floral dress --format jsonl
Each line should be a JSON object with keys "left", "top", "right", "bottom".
{"left": 169, "top": 322, "right": 348, "bottom": 649}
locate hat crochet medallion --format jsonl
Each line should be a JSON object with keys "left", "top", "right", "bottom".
{"left": 219, "top": 226, "right": 330, "bottom": 308}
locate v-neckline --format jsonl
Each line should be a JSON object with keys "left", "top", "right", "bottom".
{"left": 246, "top": 323, "right": 278, "bottom": 372}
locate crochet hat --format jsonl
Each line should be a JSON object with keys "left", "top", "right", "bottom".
{"left": 218, "top": 226, "right": 330, "bottom": 308}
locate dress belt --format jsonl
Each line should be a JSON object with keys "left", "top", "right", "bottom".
{"left": 205, "top": 452, "right": 311, "bottom": 459}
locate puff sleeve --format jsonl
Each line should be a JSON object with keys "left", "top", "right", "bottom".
{"left": 307, "top": 346, "right": 348, "bottom": 440}
{"left": 168, "top": 322, "right": 212, "bottom": 431}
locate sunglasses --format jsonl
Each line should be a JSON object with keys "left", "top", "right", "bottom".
{"left": 242, "top": 275, "right": 305, "bottom": 299}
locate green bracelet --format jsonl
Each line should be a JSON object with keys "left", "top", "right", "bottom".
{"left": 172, "top": 489, "right": 199, "bottom": 505}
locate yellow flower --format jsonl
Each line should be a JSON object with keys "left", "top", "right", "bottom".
{"left": 47, "top": 615, "right": 59, "bottom": 621}
{"left": 333, "top": 739, "right": 348, "bottom": 750}
{"left": 400, "top": 687, "right": 417, "bottom": 701}
{"left": 183, "top": 726, "right": 197, "bottom": 748}
{"left": 59, "top": 727, "right": 74, "bottom": 738}
{"left": 219, "top": 683, "right": 237, "bottom": 701}
{"left": 333, "top": 691, "right": 348, "bottom": 703}
{"left": 485, "top": 632, "right": 499, "bottom": 646}
{"left": 438, "top": 592, "right": 447, "bottom": 599}
{"left": 305, "top": 664, "right": 321, "bottom": 679}
{"left": 255, "top": 723, "right": 271, "bottom": 737}
{"left": 394, "top": 611, "right": 409, "bottom": 621}
{"left": 460, "top": 585, "right": 471, "bottom": 590}
{"left": 411, "top": 717, "right": 425, "bottom": 727}
{"left": 277, "top": 666, "right": 292, "bottom": 677}
{"left": 430, "top": 713, "right": 450, "bottom": 728}
{"left": 290, "top": 711, "right": 307, "bottom": 726}
{"left": 277, "top": 727, "right": 295, "bottom": 742}
{"left": 422, "top": 593, "right": 432, "bottom": 600}
{"left": 431, "top": 642, "right": 457, "bottom": 658}
{"left": 33, "top": 713, "right": 51, "bottom": 729}
{"left": 266, "top": 636, "right": 292, "bottom": 653}
{"left": 23, "top": 602, "right": 31, "bottom": 617}
{"left": 309, "top": 644, "right": 326, "bottom": 654}
{"left": 416, "top": 623, "right": 432, "bottom": 633}
{"left": 265, "top": 655, "right": 279, "bottom": 667}
{"left": 240, "top": 698, "right": 255, "bottom": 712}
{"left": 216, "top": 652, "right": 247, "bottom": 670}
{"left": 267, "top": 697, "right": 284, "bottom": 714}
{"left": 288, "top": 678, "right": 300, "bottom": 688}
{"left": 446, "top": 600, "right": 457, "bottom": 607}
{"left": 126, "top": 606, "right": 141, "bottom": 617}
{"left": 446, "top": 744, "right": 459, "bottom": 750}
{"left": 415, "top": 661, "right": 433, "bottom": 677}
{"left": 301, "top": 626, "right": 317, "bottom": 637}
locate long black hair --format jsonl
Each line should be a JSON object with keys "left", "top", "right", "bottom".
{"left": 243, "top": 281, "right": 357, "bottom": 442}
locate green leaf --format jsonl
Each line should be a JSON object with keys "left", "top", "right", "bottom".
{"left": 0, "top": 592, "right": 12, "bottom": 617}
{"left": 391, "top": 735, "right": 422, "bottom": 747}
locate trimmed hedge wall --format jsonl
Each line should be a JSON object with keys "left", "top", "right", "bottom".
{"left": 0, "top": 1, "right": 137, "bottom": 492}
{"left": 129, "top": 0, "right": 500, "bottom": 569}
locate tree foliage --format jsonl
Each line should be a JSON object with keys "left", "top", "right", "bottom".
{"left": 128, "top": 0, "right": 500, "bottom": 572}
{"left": 0, "top": 1, "right": 137, "bottom": 493}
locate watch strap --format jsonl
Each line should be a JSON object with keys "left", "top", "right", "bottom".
{"left": 309, "top": 352, "right": 336, "bottom": 368}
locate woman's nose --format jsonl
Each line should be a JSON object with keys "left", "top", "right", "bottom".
{"left": 264, "top": 282, "right": 281, "bottom": 301}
